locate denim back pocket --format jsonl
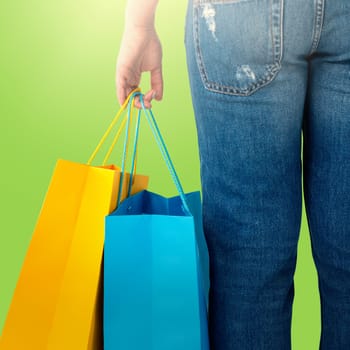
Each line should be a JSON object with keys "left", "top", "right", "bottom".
{"left": 193, "top": 0, "right": 284, "bottom": 96}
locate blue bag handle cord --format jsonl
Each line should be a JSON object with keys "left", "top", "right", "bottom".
{"left": 139, "top": 94, "right": 191, "bottom": 215}
{"left": 116, "top": 91, "right": 141, "bottom": 207}
{"left": 117, "top": 91, "right": 191, "bottom": 216}
{"left": 126, "top": 107, "right": 141, "bottom": 197}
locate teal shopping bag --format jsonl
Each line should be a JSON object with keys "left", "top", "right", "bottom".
{"left": 103, "top": 93, "right": 210, "bottom": 350}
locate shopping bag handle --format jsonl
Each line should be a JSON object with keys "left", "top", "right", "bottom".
{"left": 116, "top": 91, "right": 142, "bottom": 207}
{"left": 87, "top": 87, "right": 140, "bottom": 166}
{"left": 117, "top": 91, "right": 191, "bottom": 216}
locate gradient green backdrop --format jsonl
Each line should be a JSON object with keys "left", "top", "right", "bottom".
{"left": 0, "top": 0, "right": 320, "bottom": 348}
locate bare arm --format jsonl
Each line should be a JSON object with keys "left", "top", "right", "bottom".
{"left": 124, "top": 0, "right": 158, "bottom": 29}
{"left": 116, "top": 0, "right": 163, "bottom": 107}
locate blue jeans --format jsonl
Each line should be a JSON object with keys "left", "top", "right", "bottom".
{"left": 184, "top": 0, "right": 350, "bottom": 349}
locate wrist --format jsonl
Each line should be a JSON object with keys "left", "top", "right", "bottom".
{"left": 124, "top": 21, "right": 155, "bottom": 33}
{"left": 124, "top": 0, "right": 158, "bottom": 31}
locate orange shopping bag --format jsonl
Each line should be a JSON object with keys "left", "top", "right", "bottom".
{"left": 0, "top": 89, "right": 148, "bottom": 350}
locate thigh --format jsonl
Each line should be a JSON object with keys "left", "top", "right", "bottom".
{"left": 303, "top": 0, "right": 350, "bottom": 257}
{"left": 303, "top": 1, "right": 350, "bottom": 348}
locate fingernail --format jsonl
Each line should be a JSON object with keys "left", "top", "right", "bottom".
{"left": 152, "top": 91, "right": 157, "bottom": 100}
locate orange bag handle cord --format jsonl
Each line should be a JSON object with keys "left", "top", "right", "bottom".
{"left": 87, "top": 87, "right": 141, "bottom": 167}
{"left": 103, "top": 105, "right": 138, "bottom": 175}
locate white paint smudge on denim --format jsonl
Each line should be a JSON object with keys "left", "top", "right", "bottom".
{"left": 201, "top": 4, "right": 218, "bottom": 41}
{"left": 236, "top": 65, "right": 257, "bottom": 81}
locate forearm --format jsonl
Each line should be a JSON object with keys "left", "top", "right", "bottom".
{"left": 117, "top": 0, "right": 163, "bottom": 105}
{"left": 125, "top": 0, "right": 159, "bottom": 29}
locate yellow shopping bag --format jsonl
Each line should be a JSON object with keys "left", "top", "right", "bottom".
{"left": 0, "top": 89, "right": 148, "bottom": 350}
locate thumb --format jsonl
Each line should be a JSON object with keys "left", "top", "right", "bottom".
{"left": 150, "top": 67, "right": 163, "bottom": 101}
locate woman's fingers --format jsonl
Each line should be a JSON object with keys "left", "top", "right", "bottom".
{"left": 116, "top": 68, "right": 156, "bottom": 108}
{"left": 133, "top": 89, "right": 155, "bottom": 109}
{"left": 116, "top": 66, "right": 140, "bottom": 106}
{"left": 150, "top": 66, "right": 163, "bottom": 101}
{"left": 117, "top": 72, "right": 161, "bottom": 109}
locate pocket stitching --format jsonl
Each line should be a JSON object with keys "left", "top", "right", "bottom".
{"left": 193, "top": 0, "right": 284, "bottom": 96}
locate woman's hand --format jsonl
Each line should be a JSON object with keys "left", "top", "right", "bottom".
{"left": 116, "top": 26, "right": 163, "bottom": 108}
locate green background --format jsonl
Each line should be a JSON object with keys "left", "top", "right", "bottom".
{"left": 0, "top": 0, "right": 320, "bottom": 348}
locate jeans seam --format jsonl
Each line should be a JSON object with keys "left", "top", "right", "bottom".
{"left": 193, "top": 5, "right": 210, "bottom": 93}
{"left": 309, "top": 0, "right": 325, "bottom": 56}
{"left": 275, "top": 0, "right": 284, "bottom": 63}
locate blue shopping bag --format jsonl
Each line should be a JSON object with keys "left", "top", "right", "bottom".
{"left": 103, "top": 93, "right": 210, "bottom": 350}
